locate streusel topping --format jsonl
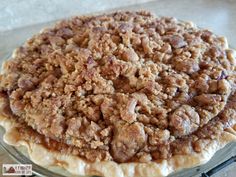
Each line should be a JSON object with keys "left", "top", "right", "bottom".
{"left": 0, "top": 11, "right": 235, "bottom": 163}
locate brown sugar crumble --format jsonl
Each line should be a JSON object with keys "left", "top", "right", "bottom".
{"left": 0, "top": 11, "right": 235, "bottom": 163}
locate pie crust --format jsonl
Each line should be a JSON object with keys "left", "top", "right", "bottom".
{"left": 1, "top": 116, "right": 236, "bottom": 176}
{"left": 0, "top": 11, "right": 236, "bottom": 177}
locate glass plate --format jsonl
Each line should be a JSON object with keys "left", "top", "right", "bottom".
{"left": 1, "top": 124, "right": 236, "bottom": 177}
{"left": 1, "top": 1, "right": 236, "bottom": 176}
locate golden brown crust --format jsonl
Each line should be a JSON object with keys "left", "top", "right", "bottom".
{"left": 1, "top": 116, "right": 236, "bottom": 177}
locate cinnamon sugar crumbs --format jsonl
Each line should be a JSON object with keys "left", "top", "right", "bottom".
{"left": 0, "top": 11, "right": 235, "bottom": 163}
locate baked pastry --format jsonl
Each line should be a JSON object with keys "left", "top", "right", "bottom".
{"left": 0, "top": 11, "right": 236, "bottom": 177}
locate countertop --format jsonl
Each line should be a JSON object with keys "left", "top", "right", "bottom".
{"left": 1, "top": 0, "right": 236, "bottom": 176}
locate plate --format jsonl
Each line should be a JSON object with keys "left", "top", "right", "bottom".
{"left": 1, "top": 124, "right": 236, "bottom": 177}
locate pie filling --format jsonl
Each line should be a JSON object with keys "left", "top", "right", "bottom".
{"left": 0, "top": 11, "right": 236, "bottom": 164}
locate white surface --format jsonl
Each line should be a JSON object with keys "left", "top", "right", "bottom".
{"left": 0, "top": 0, "right": 154, "bottom": 32}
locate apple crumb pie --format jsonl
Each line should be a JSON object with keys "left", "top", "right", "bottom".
{"left": 0, "top": 11, "right": 236, "bottom": 177}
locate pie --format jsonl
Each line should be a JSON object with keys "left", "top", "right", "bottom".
{"left": 0, "top": 11, "right": 236, "bottom": 177}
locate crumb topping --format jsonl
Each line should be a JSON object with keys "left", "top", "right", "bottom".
{"left": 0, "top": 11, "right": 235, "bottom": 163}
